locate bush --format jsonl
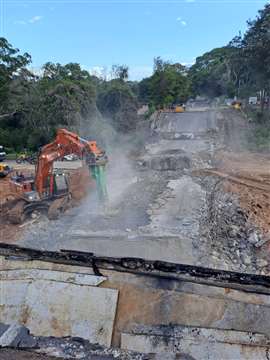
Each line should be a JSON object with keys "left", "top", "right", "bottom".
{"left": 5, "top": 153, "right": 17, "bottom": 160}
{"left": 248, "top": 125, "right": 270, "bottom": 151}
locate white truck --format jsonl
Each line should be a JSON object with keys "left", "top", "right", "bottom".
{"left": 0, "top": 146, "right": 6, "bottom": 162}
{"left": 249, "top": 96, "right": 258, "bottom": 105}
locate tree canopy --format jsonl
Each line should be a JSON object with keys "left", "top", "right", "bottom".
{"left": 139, "top": 57, "right": 191, "bottom": 107}
{"left": 190, "top": 4, "right": 270, "bottom": 102}
{"left": 2, "top": 3, "right": 270, "bottom": 152}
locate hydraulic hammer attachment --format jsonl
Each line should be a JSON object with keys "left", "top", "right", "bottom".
{"left": 89, "top": 162, "right": 108, "bottom": 202}
{"left": 86, "top": 153, "right": 108, "bottom": 203}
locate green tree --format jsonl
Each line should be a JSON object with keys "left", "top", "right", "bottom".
{"left": 97, "top": 79, "right": 138, "bottom": 133}
{"left": 241, "top": 4, "right": 270, "bottom": 110}
{"left": 111, "top": 65, "right": 129, "bottom": 81}
{"left": 0, "top": 37, "right": 31, "bottom": 113}
{"left": 189, "top": 47, "right": 239, "bottom": 97}
{"left": 139, "top": 57, "right": 191, "bottom": 107}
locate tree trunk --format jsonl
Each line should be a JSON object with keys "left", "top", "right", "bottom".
{"left": 260, "top": 89, "right": 265, "bottom": 113}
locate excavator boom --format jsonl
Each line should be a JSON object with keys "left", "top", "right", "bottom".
{"left": 35, "top": 128, "right": 107, "bottom": 198}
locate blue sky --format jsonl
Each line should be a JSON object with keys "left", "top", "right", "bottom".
{"left": 1, "top": 0, "right": 269, "bottom": 80}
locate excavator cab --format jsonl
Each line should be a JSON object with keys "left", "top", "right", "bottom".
{"left": 52, "top": 171, "right": 69, "bottom": 197}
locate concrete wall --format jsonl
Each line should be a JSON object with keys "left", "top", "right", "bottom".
{"left": 1, "top": 255, "right": 270, "bottom": 356}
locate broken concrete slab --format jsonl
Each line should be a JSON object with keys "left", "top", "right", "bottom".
{"left": 142, "top": 152, "right": 191, "bottom": 171}
{"left": 2, "top": 244, "right": 270, "bottom": 295}
{"left": 69, "top": 232, "right": 196, "bottom": 264}
{"left": 147, "top": 176, "right": 206, "bottom": 240}
{"left": 129, "top": 324, "right": 270, "bottom": 346}
{"left": 0, "top": 324, "right": 9, "bottom": 339}
{"left": 152, "top": 111, "right": 218, "bottom": 135}
{"left": 0, "top": 324, "right": 30, "bottom": 348}
{"left": 0, "top": 269, "right": 118, "bottom": 347}
{"left": 153, "top": 354, "right": 186, "bottom": 360}
{"left": 145, "top": 139, "right": 210, "bottom": 156}
{"left": 0, "top": 269, "right": 106, "bottom": 286}
{"left": 3, "top": 245, "right": 270, "bottom": 352}
{"left": 121, "top": 325, "right": 270, "bottom": 359}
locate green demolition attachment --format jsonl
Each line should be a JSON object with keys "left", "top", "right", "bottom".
{"left": 89, "top": 162, "right": 108, "bottom": 203}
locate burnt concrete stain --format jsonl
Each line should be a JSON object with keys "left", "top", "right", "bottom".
{"left": 1, "top": 243, "right": 270, "bottom": 295}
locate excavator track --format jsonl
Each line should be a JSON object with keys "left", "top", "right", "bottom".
{"left": 48, "top": 196, "right": 70, "bottom": 220}
{"left": 7, "top": 200, "right": 26, "bottom": 225}
{"left": 7, "top": 199, "right": 50, "bottom": 225}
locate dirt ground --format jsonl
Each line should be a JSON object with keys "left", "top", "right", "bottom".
{"left": 0, "top": 175, "right": 24, "bottom": 242}
{"left": 216, "top": 151, "right": 270, "bottom": 235}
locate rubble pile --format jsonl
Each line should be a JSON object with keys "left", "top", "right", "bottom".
{"left": 0, "top": 323, "right": 185, "bottom": 360}
{"left": 145, "top": 150, "right": 191, "bottom": 171}
{"left": 200, "top": 177, "right": 268, "bottom": 273}
{"left": 214, "top": 151, "right": 270, "bottom": 235}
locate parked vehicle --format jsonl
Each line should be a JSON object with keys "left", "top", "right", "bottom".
{"left": 63, "top": 153, "right": 79, "bottom": 161}
{"left": 0, "top": 146, "right": 6, "bottom": 162}
{"left": 0, "top": 163, "right": 11, "bottom": 178}
{"left": 16, "top": 153, "right": 37, "bottom": 165}
{"left": 249, "top": 97, "right": 258, "bottom": 105}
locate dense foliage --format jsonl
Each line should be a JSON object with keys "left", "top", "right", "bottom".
{"left": 0, "top": 41, "right": 191, "bottom": 152}
{"left": 190, "top": 4, "right": 270, "bottom": 104}
{"left": 139, "top": 57, "right": 191, "bottom": 107}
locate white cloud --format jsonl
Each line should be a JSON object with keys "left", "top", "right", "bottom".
{"left": 29, "top": 15, "right": 43, "bottom": 23}
{"left": 14, "top": 20, "right": 27, "bottom": 25}
{"left": 15, "top": 15, "right": 43, "bottom": 26}
{"left": 87, "top": 65, "right": 152, "bottom": 81}
{"left": 89, "top": 66, "right": 107, "bottom": 78}
{"left": 28, "top": 66, "right": 44, "bottom": 77}
{"left": 181, "top": 60, "right": 195, "bottom": 67}
{"left": 177, "top": 17, "right": 187, "bottom": 26}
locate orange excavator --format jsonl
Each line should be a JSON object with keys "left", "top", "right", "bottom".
{"left": 6, "top": 129, "right": 108, "bottom": 224}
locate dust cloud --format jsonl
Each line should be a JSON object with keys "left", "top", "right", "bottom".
{"left": 80, "top": 114, "right": 140, "bottom": 208}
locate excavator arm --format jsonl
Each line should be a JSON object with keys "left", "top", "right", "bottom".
{"left": 35, "top": 128, "right": 108, "bottom": 200}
